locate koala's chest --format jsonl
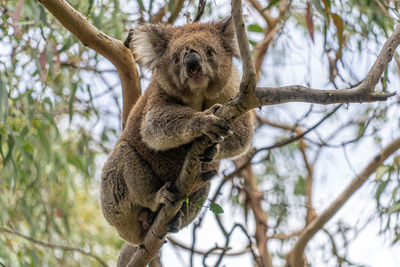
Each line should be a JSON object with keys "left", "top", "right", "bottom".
{"left": 187, "top": 94, "right": 206, "bottom": 111}
{"left": 187, "top": 95, "right": 218, "bottom": 111}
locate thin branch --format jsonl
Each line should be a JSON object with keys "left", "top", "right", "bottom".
{"left": 210, "top": 224, "right": 259, "bottom": 267}
{"left": 287, "top": 137, "right": 400, "bottom": 267}
{"left": 246, "top": 0, "right": 275, "bottom": 27}
{"left": 373, "top": 0, "right": 394, "bottom": 22}
{"left": 269, "top": 229, "right": 302, "bottom": 241}
{"left": 251, "top": 0, "right": 290, "bottom": 77}
{"left": 167, "top": 0, "right": 185, "bottom": 24}
{"left": 235, "top": 154, "right": 272, "bottom": 267}
{"left": 193, "top": 0, "right": 206, "bottom": 23}
{"left": 167, "top": 237, "right": 250, "bottom": 256}
{"left": 256, "top": 104, "right": 342, "bottom": 153}
{"left": 253, "top": 23, "right": 282, "bottom": 77}
{"left": 0, "top": 226, "right": 108, "bottom": 267}
{"left": 40, "top": 0, "right": 141, "bottom": 129}
{"left": 232, "top": 0, "right": 257, "bottom": 87}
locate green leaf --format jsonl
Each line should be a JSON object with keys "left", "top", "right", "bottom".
{"left": 310, "top": 0, "right": 328, "bottom": 21}
{"left": 4, "top": 134, "right": 15, "bottom": 166}
{"left": 248, "top": 24, "right": 264, "bottom": 33}
{"left": 0, "top": 76, "right": 8, "bottom": 122}
{"left": 294, "top": 175, "right": 306, "bottom": 196}
{"left": 387, "top": 202, "right": 400, "bottom": 214}
{"left": 264, "top": 0, "right": 281, "bottom": 11}
{"left": 39, "top": 5, "right": 50, "bottom": 27}
{"left": 195, "top": 196, "right": 205, "bottom": 213}
{"left": 45, "top": 42, "right": 55, "bottom": 77}
{"left": 185, "top": 196, "right": 190, "bottom": 221}
{"left": 137, "top": 0, "right": 145, "bottom": 11}
{"left": 392, "top": 235, "right": 400, "bottom": 245}
{"left": 375, "top": 165, "right": 392, "bottom": 181}
{"left": 69, "top": 84, "right": 78, "bottom": 123}
{"left": 210, "top": 203, "right": 224, "bottom": 214}
{"left": 86, "top": 0, "right": 94, "bottom": 16}
{"left": 375, "top": 180, "right": 389, "bottom": 203}
{"left": 37, "top": 126, "right": 51, "bottom": 159}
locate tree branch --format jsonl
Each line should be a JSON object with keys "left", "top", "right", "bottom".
{"left": 39, "top": 0, "right": 141, "bottom": 129}
{"left": 0, "top": 226, "right": 108, "bottom": 267}
{"left": 167, "top": 237, "right": 250, "bottom": 256}
{"left": 238, "top": 155, "right": 273, "bottom": 267}
{"left": 287, "top": 137, "right": 400, "bottom": 267}
{"left": 192, "top": 0, "right": 206, "bottom": 23}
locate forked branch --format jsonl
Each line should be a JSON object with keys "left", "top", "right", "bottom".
{"left": 39, "top": 0, "right": 141, "bottom": 129}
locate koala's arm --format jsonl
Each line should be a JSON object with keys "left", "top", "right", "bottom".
{"left": 141, "top": 95, "right": 230, "bottom": 151}
{"left": 217, "top": 111, "right": 254, "bottom": 159}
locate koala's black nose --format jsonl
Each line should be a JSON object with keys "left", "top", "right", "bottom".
{"left": 184, "top": 50, "right": 202, "bottom": 76}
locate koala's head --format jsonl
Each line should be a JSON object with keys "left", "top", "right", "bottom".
{"left": 130, "top": 17, "right": 239, "bottom": 102}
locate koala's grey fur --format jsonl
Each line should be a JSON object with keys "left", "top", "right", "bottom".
{"left": 100, "top": 17, "right": 254, "bottom": 247}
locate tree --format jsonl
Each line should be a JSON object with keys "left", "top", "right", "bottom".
{"left": 1, "top": 0, "right": 399, "bottom": 266}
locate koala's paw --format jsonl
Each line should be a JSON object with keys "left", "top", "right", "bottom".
{"left": 201, "top": 170, "right": 217, "bottom": 181}
{"left": 156, "top": 182, "right": 178, "bottom": 207}
{"left": 138, "top": 209, "right": 156, "bottom": 231}
{"left": 194, "top": 104, "right": 232, "bottom": 142}
{"left": 199, "top": 142, "right": 219, "bottom": 162}
{"left": 166, "top": 210, "right": 184, "bottom": 233}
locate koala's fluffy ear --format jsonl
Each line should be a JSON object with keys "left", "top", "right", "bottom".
{"left": 214, "top": 16, "right": 240, "bottom": 58}
{"left": 130, "top": 24, "right": 172, "bottom": 69}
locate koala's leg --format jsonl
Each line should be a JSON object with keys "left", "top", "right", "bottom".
{"left": 119, "top": 142, "right": 177, "bottom": 211}
{"left": 101, "top": 141, "right": 175, "bottom": 245}
{"left": 218, "top": 111, "right": 255, "bottom": 159}
{"left": 200, "top": 161, "right": 220, "bottom": 181}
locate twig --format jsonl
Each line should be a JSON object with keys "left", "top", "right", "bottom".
{"left": 168, "top": 237, "right": 250, "bottom": 256}
{"left": 256, "top": 104, "right": 342, "bottom": 153}
{"left": 203, "top": 224, "right": 259, "bottom": 267}
{"left": 239, "top": 158, "right": 273, "bottom": 267}
{"left": 193, "top": 0, "right": 207, "bottom": 23}
{"left": 0, "top": 226, "right": 108, "bottom": 267}
{"left": 167, "top": 0, "right": 185, "bottom": 24}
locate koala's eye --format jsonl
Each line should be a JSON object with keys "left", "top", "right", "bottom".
{"left": 206, "top": 48, "right": 215, "bottom": 57}
{"left": 173, "top": 54, "right": 180, "bottom": 64}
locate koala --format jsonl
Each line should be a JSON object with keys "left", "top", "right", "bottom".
{"left": 100, "top": 17, "right": 254, "bottom": 248}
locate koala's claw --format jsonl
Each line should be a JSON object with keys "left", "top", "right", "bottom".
{"left": 167, "top": 210, "right": 183, "bottom": 233}
{"left": 204, "top": 104, "right": 223, "bottom": 115}
{"left": 138, "top": 209, "right": 156, "bottom": 231}
{"left": 199, "top": 143, "right": 219, "bottom": 162}
{"left": 201, "top": 170, "right": 217, "bottom": 181}
{"left": 204, "top": 118, "right": 231, "bottom": 142}
{"left": 157, "top": 182, "right": 178, "bottom": 207}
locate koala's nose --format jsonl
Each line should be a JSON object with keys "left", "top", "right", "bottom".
{"left": 184, "top": 50, "right": 202, "bottom": 77}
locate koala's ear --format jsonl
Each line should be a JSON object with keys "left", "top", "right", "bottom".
{"left": 129, "top": 24, "right": 171, "bottom": 69}
{"left": 214, "top": 16, "right": 240, "bottom": 58}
